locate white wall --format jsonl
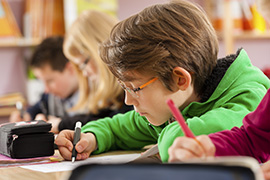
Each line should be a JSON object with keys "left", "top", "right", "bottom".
{"left": 118, "top": 0, "right": 168, "bottom": 20}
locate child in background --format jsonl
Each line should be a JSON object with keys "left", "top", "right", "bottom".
{"left": 55, "top": 0, "right": 270, "bottom": 162}
{"left": 36, "top": 10, "right": 133, "bottom": 133}
{"left": 9, "top": 36, "right": 85, "bottom": 133}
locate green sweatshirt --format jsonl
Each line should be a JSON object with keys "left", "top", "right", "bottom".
{"left": 81, "top": 49, "right": 270, "bottom": 162}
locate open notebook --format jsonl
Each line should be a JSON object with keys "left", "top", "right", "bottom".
{"left": 67, "top": 156, "right": 264, "bottom": 180}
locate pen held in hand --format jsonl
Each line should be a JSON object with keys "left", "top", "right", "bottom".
{"left": 16, "top": 101, "right": 24, "bottom": 119}
{"left": 72, "top": 121, "right": 82, "bottom": 163}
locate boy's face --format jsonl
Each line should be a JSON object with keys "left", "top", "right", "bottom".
{"left": 121, "top": 73, "right": 184, "bottom": 126}
{"left": 32, "top": 63, "right": 78, "bottom": 99}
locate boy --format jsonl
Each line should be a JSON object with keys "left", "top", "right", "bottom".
{"left": 9, "top": 36, "right": 82, "bottom": 133}
{"left": 55, "top": 0, "right": 270, "bottom": 162}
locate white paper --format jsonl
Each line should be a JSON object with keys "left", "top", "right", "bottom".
{"left": 137, "top": 144, "right": 159, "bottom": 159}
{"left": 20, "top": 153, "right": 141, "bottom": 173}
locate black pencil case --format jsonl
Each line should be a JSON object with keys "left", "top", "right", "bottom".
{"left": 0, "top": 120, "right": 54, "bottom": 159}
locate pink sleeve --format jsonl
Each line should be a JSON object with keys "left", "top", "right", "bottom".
{"left": 209, "top": 89, "right": 270, "bottom": 163}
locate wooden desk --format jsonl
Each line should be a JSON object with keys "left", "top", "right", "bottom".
{"left": 0, "top": 150, "right": 143, "bottom": 180}
{"left": 0, "top": 167, "right": 68, "bottom": 180}
{"left": 0, "top": 150, "right": 68, "bottom": 180}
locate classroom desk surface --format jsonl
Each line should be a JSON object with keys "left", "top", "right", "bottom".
{"left": 0, "top": 167, "right": 68, "bottom": 180}
{"left": 0, "top": 150, "right": 144, "bottom": 180}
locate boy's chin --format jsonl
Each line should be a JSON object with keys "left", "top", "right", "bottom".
{"left": 147, "top": 118, "right": 164, "bottom": 127}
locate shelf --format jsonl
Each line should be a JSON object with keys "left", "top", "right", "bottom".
{"left": 217, "top": 31, "right": 270, "bottom": 40}
{"left": 0, "top": 106, "right": 16, "bottom": 117}
{"left": 234, "top": 31, "right": 270, "bottom": 40}
{"left": 0, "top": 38, "right": 42, "bottom": 48}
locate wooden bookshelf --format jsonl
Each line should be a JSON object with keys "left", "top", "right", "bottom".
{"left": 234, "top": 31, "right": 270, "bottom": 40}
{"left": 0, "top": 92, "right": 26, "bottom": 117}
{"left": 216, "top": 31, "right": 270, "bottom": 40}
{"left": 204, "top": 0, "right": 270, "bottom": 54}
{"left": 0, "top": 106, "right": 16, "bottom": 116}
{"left": 0, "top": 38, "right": 41, "bottom": 47}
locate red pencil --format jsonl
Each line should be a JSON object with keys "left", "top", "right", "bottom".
{"left": 166, "top": 99, "right": 195, "bottom": 138}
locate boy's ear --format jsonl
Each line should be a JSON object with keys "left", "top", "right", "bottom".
{"left": 172, "top": 67, "right": 192, "bottom": 91}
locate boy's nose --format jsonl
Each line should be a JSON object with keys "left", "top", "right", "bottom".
{"left": 44, "top": 85, "right": 51, "bottom": 94}
{"left": 124, "top": 91, "right": 138, "bottom": 106}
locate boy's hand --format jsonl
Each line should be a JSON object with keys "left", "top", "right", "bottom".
{"left": 9, "top": 111, "right": 31, "bottom": 122}
{"left": 168, "top": 135, "right": 216, "bottom": 162}
{"left": 55, "top": 130, "right": 97, "bottom": 161}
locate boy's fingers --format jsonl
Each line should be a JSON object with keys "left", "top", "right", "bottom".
{"left": 56, "top": 131, "right": 96, "bottom": 161}
{"left": 76, "top": 152, "right": 91, "bottom": 161}
{"left": 169, "top": 148, "right": 197, "bottom": 162}
{"left": 76, "top": 133, "right": 95, "bottom": 153}
{"left": 55, "top": 130, "right": 74, "bottom": 150}
{"left": 75, "top": 141, "right": 85, "bottom": 153}
{"left": 172, "top": 137, "right": 205, "bottom": 157}
{"left": 196, "top": 135, "right": 216, "bottom": 157}
{"left": 168, "top": 136, "right": 212, "bottom": 162}
{"left": 181, "top": 138, "right": 205, "bottom": 157}
{"left": 58, "top": 146, "right": 72, "bottom": 160}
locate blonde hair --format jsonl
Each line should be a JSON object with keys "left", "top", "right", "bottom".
{"left": 64, "top": 10, "right": 123, "bottom": 114}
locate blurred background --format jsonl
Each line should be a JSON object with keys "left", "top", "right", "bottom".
{"left": 0, "top": 0, "right": 269, "bottom": 121}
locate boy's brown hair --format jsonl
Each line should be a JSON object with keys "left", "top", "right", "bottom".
{"left": 30, "top": 36, "right": 68, "bottom": 72}
{"left": 100, "top": 0, "right": 219, "bottom": 96}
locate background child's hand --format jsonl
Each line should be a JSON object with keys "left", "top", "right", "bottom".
{"left": 9, "top": 111, "right": 31, "bottom": 122}
{"left": 35, "top": 114, "right": 61, "bottom": 134}
{"left": 35, "top": 113, "right": 47, "bottom": 121}
{"left": 55, "top": 130, "right": 97, "bottom": 161}
{"left": 168, "top": 135, "right": 216, "bottom": 162}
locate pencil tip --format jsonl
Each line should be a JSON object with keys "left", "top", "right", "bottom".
{"left": 72, "top": 157, "right": 75, "bottom": 163}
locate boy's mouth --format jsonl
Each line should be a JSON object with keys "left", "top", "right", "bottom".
{"left": 137, "top": 111, "right": 147, "bottom": 116}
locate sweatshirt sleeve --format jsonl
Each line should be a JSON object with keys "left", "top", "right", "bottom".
{"left": 209, "top": 89, "right": 270, "bottom": 163}
{"left": 81, "top": 110, "right": 158, "bottom": 154}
